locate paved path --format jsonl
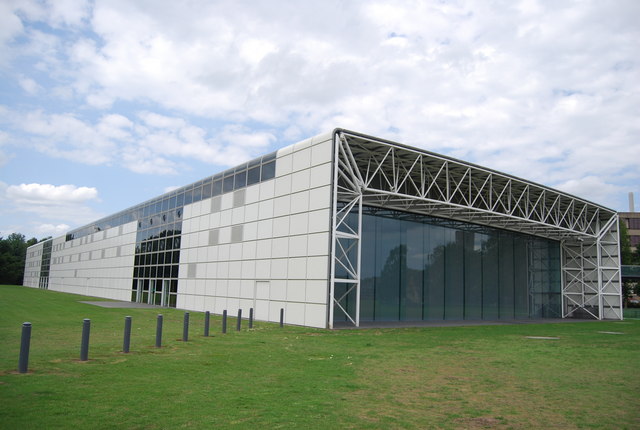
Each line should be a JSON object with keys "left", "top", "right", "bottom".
{"left": 79, "top": 301, "right": 160, "bottom": 309}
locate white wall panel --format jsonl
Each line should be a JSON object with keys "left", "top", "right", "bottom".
{"left": 273, "top": 195, "right": 291, "bottom": 217}
{"left": 287, "top": 281, "right": 306, "bottom": 302}
{"left": 286, "top": 302, "right": 305, "bottom": 325}
{"left": 306, "top": 280, "right": 328, "bottom": 304}
{"left": 270, "top": 280, "right": 287, "bottom": 301}
{"left": 291, "top": 169, "right": 311, "bottom": 193}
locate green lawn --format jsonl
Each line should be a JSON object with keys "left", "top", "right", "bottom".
{"left": 1, "top": 285, "right": 638, "bottom": 429}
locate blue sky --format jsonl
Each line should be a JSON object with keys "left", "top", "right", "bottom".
{"left": 1, "top": 0, "right": 639, "bottom": 240}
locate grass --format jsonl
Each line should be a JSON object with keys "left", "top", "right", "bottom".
{"left": 1, "top": 285, "right": 639, "bottom": 429}
{"left": 624, "top": 307, "right": 640, "bottom": 319}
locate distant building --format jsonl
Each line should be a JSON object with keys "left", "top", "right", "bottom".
{"left": 23, "top": 129, "right": 623, "bottom": 327}
{"left": 619, "top": 213, "right": 640, "bottom": 247}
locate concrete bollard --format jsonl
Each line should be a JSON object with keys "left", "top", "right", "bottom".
{"left": 236, "top": 309, "right": 242, "bottom": 331}
{"left": 280, "top": 308, "right": 284, "bottom": 328}
{"left": 155, "top": 314, "right": 163, "bottom": 348}
{"left": 18, "top": 322, "right": 32, "bottom": 373}
{"left": 222, "top": 310, "right": 227, "bottom": 334}
{"left": 249, "top": 308, "right": 254, "bottom": 329}
{"left": 80, "top": 319, "right": 91, "bottom": 361}
{"left": 204, "top": 311, "right": 210, "bottom": 337}
{"left": 183, "top": 312, "right": 190, "bottom": 342}
{"left": 123, "top": 316, "right": 132, "bottom": 353}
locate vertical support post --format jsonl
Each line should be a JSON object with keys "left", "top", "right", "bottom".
{"left": 329, "top": 133, "right": 341, "bottom": 330}
{"left": 236, "top": 309, "right": 242, "bottom": 331}
{"left": 329, "top": 132, "right": 363, "bottom": 329}
{"left": 155, "top": 314, "right": 163, "bottom": 348}
{"left": 356, "top": 194, "right": 363, "bottom": 327}
{"left": 80, "top": 319, "right": 91, "bottom": 361}
{"left": 183, "top": 312, "right": 190, "bottom": 341}
{"left": 249, "top": 308, "right": 254, "bottom": 328}
{"left": 18, "top": 322, "right": 32, "bottom": 373}
{"left": 123, "top": 316, "right": 132, "bottom": 353}
{"left": 280, "top": 308, "right": 284, "bottom": 327}
{"left": 616, "top": 217, "right": 624, "bottom": 319}
{"left": 560, "top": 241, "right": 567, "bottom": 318}
{"left": 204, "top": 311, "right": 210, "bottom": 337}
{"left": 596, "top": 231, "right": 604, "bottom": 320}
{"left": 222, "top": 310, "right": 227, "bottom": 334}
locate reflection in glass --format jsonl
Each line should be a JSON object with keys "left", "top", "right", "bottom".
{"left": 350, "top": 205, "right": 561, "bottom": 324}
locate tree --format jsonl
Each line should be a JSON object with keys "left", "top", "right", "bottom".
{"left": 0, "top": 233, "right": 38, "bottom": 285}
{"left": 619, "top": 222, "right": 634, "bottom": 265}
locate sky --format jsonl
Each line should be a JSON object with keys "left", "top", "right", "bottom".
{"left": 1, "top": 0, "right": 639, "bottom": 240}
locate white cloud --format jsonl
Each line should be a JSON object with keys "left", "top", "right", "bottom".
{"left": 0, "top": 182, "right": 101, "bottom": 238}
{"left": 47, "top": 0, "right": 91, "bottom": 28}
{"left": 0, "top": 0, "right": 637, "bottom": 213}
{"left": 7, "top": 183, "right": 98, "bottom": 205}
{"left": 0, "top": 1, "right": 25, "bottom": 45}
{"left": 554, "top": 176, "right": 623, "bottom": 207}
{"left": 35, "top": 223, "right": 71, "bottom": 236}
{"left": 18, "top": 75, "right": 40, "bottom": 95}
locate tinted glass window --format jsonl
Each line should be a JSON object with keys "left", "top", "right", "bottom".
{"left": 350, "top": 205, "right": 561, "bottom": 325}
{"left": 261, "top": 161, "right": 276, "bottom": 180}
{"left": 212, "top": 180, "right": 222, "bottom": 196}
{"left": 235, "top": 171, "right": 247, "bottom": 189}
{"left": 202, "top": 181, "right": 212, "bottom": 198}
{"left": 192, "top": 186, "right": 202, "bottom": 203}
{"left": 247, "top": 166, "right": 260, "bottom": 185}
{"left": 183, "top": 190, "right": 193, "bottom": 205}
{"left": 223, "top": 175, "right": 234, "bottom": 193}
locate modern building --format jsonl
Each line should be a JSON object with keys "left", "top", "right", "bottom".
{"left": 23, "top": 129, "right": 623, "bottom": 327}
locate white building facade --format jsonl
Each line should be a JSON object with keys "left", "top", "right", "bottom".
{"left": 24, "top": 130, "right": 623, "bottom": 328}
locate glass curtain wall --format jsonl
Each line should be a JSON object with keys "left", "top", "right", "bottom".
{"left": 335, "top": 205, "right": 561, "bottom": 323}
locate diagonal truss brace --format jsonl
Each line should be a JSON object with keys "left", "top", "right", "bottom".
{"left": 329, "top": 134, "right": 363, "bottom": 328}
{"left": 561, "top": 215, "right": 622, "bottom": 320}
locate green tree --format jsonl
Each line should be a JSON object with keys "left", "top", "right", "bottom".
{"left": 0, "top": 233, "right": 38, "bottom": 285}
{"left": 619, "top": 221, "right": 633, "bottom": 265}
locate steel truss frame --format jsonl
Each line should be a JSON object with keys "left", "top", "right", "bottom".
{"left": 329, "top": 130, "right": 621, "bottom": 328}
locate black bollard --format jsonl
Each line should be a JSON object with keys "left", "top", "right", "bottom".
{"left": 249, "top": 308, "right": 254, "bottom": 329}
{"left": 155, "top": 314, "right": 163, "bottom": 348}
{"left": 280, "top": 308, "right": 284, "bottom": 327}
{"left": 80, "top": 319, "right": 91, "bottom": 361}
{"left": 123, "top": 316, "right": 132, "bottom": 353}
{"left": 183, "top": 312, "right": 190, "bottom": 341}
{"left": 204, "top": 311, "right": 210, "bottom": 337}
{"left": 222, "top": 310, "right": 227, "bottom": 334}
{"left": 236, "top": 309, "right": 242, "bottom": 331}
{"left": 18, "top": 322, "right": 32, "bottom": 373}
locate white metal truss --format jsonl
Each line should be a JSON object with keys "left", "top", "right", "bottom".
{"left": 329, "top": 130, "right": 622, "bottom": 327}
{"left": 561, "top": 217, "right": 622, "bottom": 320}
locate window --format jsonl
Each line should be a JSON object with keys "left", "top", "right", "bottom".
{"left": 261, "top": 161, "right": 276, "bottom": 180}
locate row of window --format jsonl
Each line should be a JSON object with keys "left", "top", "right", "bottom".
{"left": 133, "top": 265, "right": 179, "bottom": 279}
{"left": 136, "top": 226, "right": 183, "bottom": 244}
{"left": 40, "top": 240, "right": 52, "bottom": 278}
{"left": 66, "top": 152, "right": 277, "bottom": 241}
{"left": 138, "top": 212, "right": 182, "bottom": 230}
{"left": 623, "top": 217, "right": 640, "bottom": 230}
{"left": 135, "top": 237, "right": 182, "bottom": 255}
{"left": 135, "top": 251, "right": 181, "bottom": 266}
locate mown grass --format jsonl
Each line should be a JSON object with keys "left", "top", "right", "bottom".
{"left": 1, "top": 285, "right": 639, "bottom": 429}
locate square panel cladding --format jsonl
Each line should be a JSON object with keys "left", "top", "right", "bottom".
{"left": 178, "top": 132, "right": 334, "bottom": 328}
